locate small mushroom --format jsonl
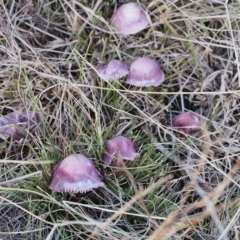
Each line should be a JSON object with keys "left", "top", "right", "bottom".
{"left": 49, "top": 154, "right": 104, "bottom": 193}
{"left": 111, "top": 2, "right": 149, "bottom": 35}
{"left": 126, "top": 57, "right": 165, "bottom": 87}
{"left": 0, "top": 111, "right": 41, "bottom": 141}
{"left": 97, "top": 60, "right": 129, "bottom": 82}
{"left": 172, "top": 112, "right": 201, "bottom": 136}
{"left": 103, "top": 136, "right": 139, "bottom": 169}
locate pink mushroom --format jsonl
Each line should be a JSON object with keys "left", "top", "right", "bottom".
{"left": 49, "top": 154, "right": 104, "bottom": 193}
{"left": 172, "top": 112, "right": 201, "bottom": 136}
{"left": 103, "top": 136, "right": 139, "bottom": 168}
{"left": 0, "top": 111, "right": 41, "bottom": 141}
{"left": 126, "top": 57, "right": 165, "bottom": 87}
{"left": 111, "top": 2, "right": 149, "bottom": 35}
{"left": 97, "top": 60, "right": 129, "bottom": 82}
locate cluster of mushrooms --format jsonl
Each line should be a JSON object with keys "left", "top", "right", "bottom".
{"left": 0, "top": 2, "right": 201, "bottom": 194}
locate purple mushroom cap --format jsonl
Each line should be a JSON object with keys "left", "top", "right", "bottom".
{"left": 126, "top": 57, "right": 165, "bottom": 87}
{"left": 49, "top": 154, "right": 104, "bottom": 193}
{"left": 172, "top": 112, "right": 201, "bottom": 136}
{"left": 103, "top": 136, "right": 139, "bottom": 167}
{"left": 98, "top": 60, "right": 130, "bottom": 82}
{"left": 0, "top": 111, "right": 41, "bottom": 141}
{"left": 111, "top": 2, "right": 149, "bottom": 35}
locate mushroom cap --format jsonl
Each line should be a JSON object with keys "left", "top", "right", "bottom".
{"left": 103, "top": 136, "right": 139, "bottom": 167}
{"left": 0, "top": 115, "right": 17, "bottom": 141}
{"left": 172, "top": 112, "right": 201, "bottom": 136}
{"left": 97, "top": 60, "right": 130, "bottom": 82}
{"left": 49, "top": 154, "right": 104, "bottom": 193}
{"left": 126, "top": 57, "right": 165, "bottom": 87}
{"left": 0, "top": 111, "right": 41, "bottom": 140}
{"left": 111, "top": 2, "right": 149, "bottom": 35}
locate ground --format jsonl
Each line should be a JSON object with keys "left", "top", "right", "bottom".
{"left": 0, "top": 0, "right": 240, "bottom": 239}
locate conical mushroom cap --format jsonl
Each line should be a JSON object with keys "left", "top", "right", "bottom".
{"left": 111, "top": 3, "right": 149, "bottom": 35}
{"left": 49, "top": 154, "right": 104, "bottom": 193}
{"left": 0, "top": 114, "right": 17, "bottom": 141}
{"left": 0, "top": 111, "right": 41, "bottom": 140}
{"left": 98, "top": 60, "right": 129, "bottom": 82}
{"left": 126, "top": 57, "right": 164, "bottom": 87}
{"left": 172, "top": 112, "right": 201, "bottom": 136}
{"left": 103, "top": 136, "right": 139, "bottom": 167}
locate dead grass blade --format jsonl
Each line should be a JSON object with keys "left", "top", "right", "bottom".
{"left": 148, "top": 159, "right": 240, "bottom": 240}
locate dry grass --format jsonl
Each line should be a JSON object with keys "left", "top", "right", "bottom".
{"left": 0, "top": 0, "right": 240, "bottom": 239}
